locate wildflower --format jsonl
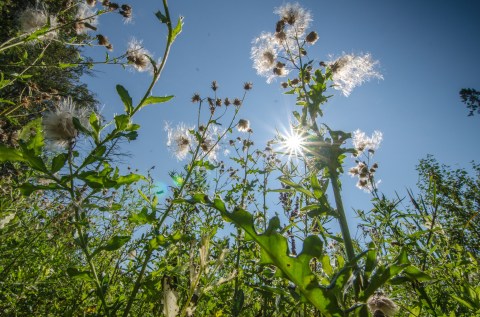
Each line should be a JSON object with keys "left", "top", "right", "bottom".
{"left": 274, "top": 3, "right": 312, "bottom": 35}
{"left": 224, "top": 98, "right": 231, "bottom": 106}
{"left": 352, "top": 129, "right": 383, "bottom": 154}
{"left": 305, "top": 31, "right": 318, "bottom": 44}
{"left": 367, "top": 292, "right": 399, "bottom": 317}
{"left": 211, "top": 80, "right": 219, "bottom": 91}
{"left": 19, "top": 8, "right": 58, "bottom": 39}
{"left": 199, "top": 125, "right": 223, "bottom": 161}
{"left": 165, "top": 122, "right": 193, "bottom": 160}
{"left": 237, "top": 119, "right": 250, "bottom": 132}
{"left": 126, "top": 38, "right": 152, "bottom": 72}
{"left": 75, "top": 3, "right": 98, "bottom": 34}
{"left": 251, "top": 32, "right": 279, "bottom": 83}
{"left": 43, "top": 98, "right": 91, "bottom": 148}
{"left": 328, "top": 53, "right": 383, "bottom": 96}
{"left": 233, "top": 98, "right": 242, "bottom": 107}
{"left": 281, "top": 82, "right": 288, "bottom": 89}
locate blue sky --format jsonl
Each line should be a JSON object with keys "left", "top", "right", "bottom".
{"left": 85, "top": 1, "right": 480, "bottom": 226}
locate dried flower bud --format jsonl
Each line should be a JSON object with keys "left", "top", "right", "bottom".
{"left": 281, "top": 82, "right": 288, "bottom": 89}
{"left": 108, "top": 2, "right": 119, "bottom": 10}
{"left": 233, "top": 98, "right": 242, "bottom": 107}
{"left": 86, "top": 0, "right": 96, "bottom": 6}
{"left": 291, "top": 78, "right": 299, "bottom": 85}
{"left": 224, "top": 98, "right": 231, "bottom": 106}
{"left": 305, "top": 31, "right": 318, "bottom": 44}
{"left": 275, "top": 20, "right": 285, "bottom": 32}
{"left": 211, "top": 80, "right": 218, "bottom": 91}
{"left": 191, "top": 93, "right": 201, "bottom": 103}
{"left": 275, "top": 31, "right": 286, "bottom": 41}
{"left": 243, "top": 82, "right": 253, "bottom": 90}
{"left": 96, "top": 34, "right": 109, "bottom": 46}
{"left": 215, "top": 98, "right": 222, "bottom": 107}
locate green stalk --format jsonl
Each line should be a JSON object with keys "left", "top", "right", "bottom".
{"left": 329, "top": 169, "right": 355, "bottom": 262}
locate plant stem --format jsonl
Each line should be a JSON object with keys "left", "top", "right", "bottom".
{"left": 329, "top": 170, "right": 355, "bottom": 262}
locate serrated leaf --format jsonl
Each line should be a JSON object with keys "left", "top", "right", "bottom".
{"left": 210, "top": 201, "right": 343, "bottom": 316}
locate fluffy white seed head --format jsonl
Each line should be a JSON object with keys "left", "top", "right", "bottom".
{"left": 126, "top": 38, "right": 153, "bottom": 72}
{"left": 165, "top": 122, "right": 193, "bottom": 161}
{"left": 328, "top": 53, "right": 383, "bottom": 97}
{"left": 251, "top": 32, "right": 279, "bottom": 83}
{"left": 274, "top": 2, "right": 312, "bottom": 36}
{"left": 19, "top": 8, "right": 58, "bottom": 39}
{"left": 367, "top": 293, "right": 399, "bottom": 316}
{"left": 43, "top": 98, "right": 91, "bottom": 148}
{"left": 352, "top": 129, "right": 383, "bottom": 153}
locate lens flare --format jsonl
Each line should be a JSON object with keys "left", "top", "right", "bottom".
{"left": 279, "top": 127, "right": 307, "bottom": 159}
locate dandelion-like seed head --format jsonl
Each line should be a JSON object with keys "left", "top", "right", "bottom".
{"left": 352, "top": 129, "right": 383, "bottom": 154}
{"left": 328, "top": 53, "right": 383, "bottom": 97}
{"left": 19, "top": 8, "right": 58, "bottom": 39}
{"left": 165, "top": 122, "right": 193, "bottom": 161}
{"left": 75, "top": 3, "right": 98, "bottom": 34}
{"left": 367, "top": 292, "right": 399, "bottom": 317}
{"left": 251, "top": 32, "right": 279, "bottom": 83}
{"left": 43, "top": 98, "right": 91, "bottom": 148}
{"left": 274, "top": 3, "right": 312, "bottom": 35}
{"left": 126, "top": 38, "right": 153, "bottom": 72}
{"left": 237, "top": 119, "right": 250, "bottom": 132}
{"left": 199, "top": 125, "right": 223, "bottom": 161}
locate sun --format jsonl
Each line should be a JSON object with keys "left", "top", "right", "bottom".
{"left": 280, "top": 127, "right": 307, "bottom": 158}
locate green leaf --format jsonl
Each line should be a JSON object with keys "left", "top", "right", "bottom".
{"left": 114, "top": 114, "right": 130, "bottom": 131}
{"left": 140, "top": 95, "right": 173, "bottom": 108}
{"left": 51, "top": 153, "right": 68, "bottom": 173}
{"left": 155, "top": 10, "right": 168, "bottom": 23}
{"left": 211, "top": 201, "right": 343, "bottom": 316}
{"left": 67, "top": 267, "right": 93, "bottom": 281}
{"left": 115, "top": 173, "right": 143, "bottom": 186}
{"left": 279, "top": 177, "right": 315, "bottom": 198}
{"left": 58, "top": 63, "right": 79, "bottom": 69}
{"left": 403, "top": 265, "right": 431, "bottom": 282}
{"left": 0, "top": 145, "right": 26, "bottom": 162}
{"left": 171, "top": 16, "right": 184, "bottom": 43}
{"left": 92, "top": 235, "right": 131, "bottom": 257}
{"left": 364, "top": 242, "right": 377, "bottom": 281}
{"left": 19, "top": 118, "right": 44, "bottom": 155}
{"left": 310, "top": 174, "right": 324, "bottom": 199}
{"left": 116, "top": 85, "right": 133, "bottom": 115}
{"left": 18, "top": 183, "right": 60, "bottom": 196}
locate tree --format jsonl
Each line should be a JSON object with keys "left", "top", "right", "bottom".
{"left": 459, "top": 88, "right": 480, "bottom": 117}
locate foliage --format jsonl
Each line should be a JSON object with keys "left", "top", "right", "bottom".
{"left": 0, "top": 1, "right": 478, "bottom": 317}
{"left": 459, "top": 88, "right": 480, "bottom": 117}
